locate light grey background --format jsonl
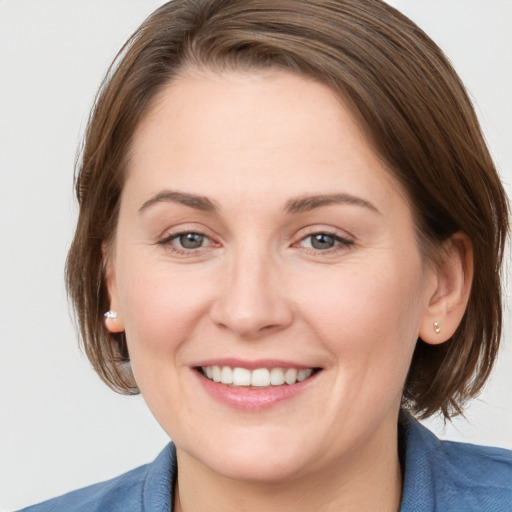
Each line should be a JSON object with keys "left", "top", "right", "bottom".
{"left": 0, "top": 1, "right": 510, "bottom": 509}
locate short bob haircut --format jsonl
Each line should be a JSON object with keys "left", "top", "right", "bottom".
{"left": 66, "top": 0, "right": 509, "bottom": 419}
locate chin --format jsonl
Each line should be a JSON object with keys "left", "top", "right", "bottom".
{"left": 211, "top": 452, "right": 308, "bottom": 483}
{"left": 178, "top": 429, "right": 315, "bottom": 483}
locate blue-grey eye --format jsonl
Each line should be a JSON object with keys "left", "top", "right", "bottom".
{"left": 179, "top": 233, "right": 205, "bottom": 249}
{"left": 309, "top": 233, "right": 337, "bottom": 250}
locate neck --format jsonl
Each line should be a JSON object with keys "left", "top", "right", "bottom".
{"left": 174, "top": 421, "right": 402, "bottom": 512}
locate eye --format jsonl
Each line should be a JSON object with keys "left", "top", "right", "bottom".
{"left": 307, "top": 233, "right": 337, "bottom": 250}
{"left": 175, "top": 232, "right": 208, "bottom": 249}
{"left": 158, "top": 231, "right": 213, "bottom": 253}
{"left": 299, "top": 232, "right": 353, "bottom": 251}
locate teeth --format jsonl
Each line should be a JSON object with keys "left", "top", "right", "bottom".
{"left": 251, "top": 368, "right": 270, "bottom": 387}
{"left": 201, "top": 366, "right": 314, "bottom": 387}
{"left": 233, "top": 367, "right": 251, "bottom": 386}
{"left": 212, "top": 366, "right": 221, "bottom": 383}
{"left": 220, "top": 366, "right": 233, "bottom": 384}
{"left": 270, "top": 367, "right": 285, "bottom": 385}
{"left": 284, "top": 368, "right": 298, "bottom": 385}
{"left": 297, "top": 369, "right": 312, "bottom": 382}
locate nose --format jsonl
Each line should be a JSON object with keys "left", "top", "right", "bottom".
{"left": 210, "top": 247, "right": 294, "bottom": 339}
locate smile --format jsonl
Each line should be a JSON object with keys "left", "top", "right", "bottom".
{"left": 200, "top": 366, "right": 316, "bottom": 387}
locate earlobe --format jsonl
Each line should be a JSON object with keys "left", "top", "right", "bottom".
{"left": 103, "top": 248, "right": 125, "bottom": 334}
{"left": 104, "top": 310, "right": 125, "bottom": 333}
{"left": 419, "top": 233, "right": 473, "bottom": 345}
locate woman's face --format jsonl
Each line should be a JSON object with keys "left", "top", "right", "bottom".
{"left": 106, "top": 69, "right": 438, "bottom": 482}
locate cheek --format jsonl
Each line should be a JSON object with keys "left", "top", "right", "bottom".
{"left": 296, "top": 257, "right": 427, "bottom": 380}
{"left": 116, "top": 256, "right": 217, "bottom": 359}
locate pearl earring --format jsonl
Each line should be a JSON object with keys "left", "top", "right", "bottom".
{"left": 104, "top": 310, "right": 118, "bottom": 319}
{"left": 433, "top": 321, "right": 441, "bottom": 334}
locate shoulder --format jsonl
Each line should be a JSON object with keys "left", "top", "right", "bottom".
{"left": 401, "top": 416, "right": 512, "bottom": 512}
{"left": 17, "top": 443, "right": 176, "bottom": 512}
{"left": 18, "top": 465, "right": 149, "bottom": 512}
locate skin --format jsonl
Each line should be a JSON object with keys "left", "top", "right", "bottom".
{"left": 105, "top": 69, "right": 472, "bottom": 512}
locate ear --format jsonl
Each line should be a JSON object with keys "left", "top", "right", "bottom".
{"left": 103, "top": 245, "right": 125, "bottom": 334}
{"left": 418, "top": 233, "right": 473, "bottom": 345}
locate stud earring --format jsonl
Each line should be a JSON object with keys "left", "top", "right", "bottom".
{"left": 104, "top": 310, "right": 118, "bottom": 319}
{"left": 433, "top": 321, "right": 441, "bottom": 334}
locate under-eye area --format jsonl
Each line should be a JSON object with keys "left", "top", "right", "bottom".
{"left": 197, "top": 366, "right": 322, "bottom": 387}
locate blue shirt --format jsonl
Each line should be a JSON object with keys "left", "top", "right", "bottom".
{"left": 18, "top": 417, "right": 512, "bottom": 511}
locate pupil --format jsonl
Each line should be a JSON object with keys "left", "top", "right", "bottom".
{"left": 311, "top": 234, "right": 334, "bottom": 250}
{"left": 180, "top": 233, "right": 204, "bottom": 249}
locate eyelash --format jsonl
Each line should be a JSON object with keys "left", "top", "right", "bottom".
{"left": 295, "top": 231, "right": 354, "bottom": 254}
{"left": 157, "top": 231, "right": 214, "bottom": 256}
{"left": 157, "top": 229, "right": 354, "bottom": 256}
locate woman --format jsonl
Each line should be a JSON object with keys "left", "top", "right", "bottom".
{"left": 19, "top": 0, "right": 511, "bottom": 510}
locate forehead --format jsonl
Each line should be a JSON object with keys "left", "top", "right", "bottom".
{"left": 125, "top": 68, "right": 405, "bottom": 210}
{"left": 133, "top": 68, "right": 365, "bottom": 159}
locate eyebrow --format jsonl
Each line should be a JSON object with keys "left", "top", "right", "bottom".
{"left": 285, "top": 193, "right": 381, "bottom": 215}
{"left": 139, "top": 190, "right": 217, "bottom": 213}
{"left": 138, "top": 190, "right": 380, "bottom": 215}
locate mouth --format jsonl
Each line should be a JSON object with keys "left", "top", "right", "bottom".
{"left": 197, "top": 365, "right": 321, "bottom": 388}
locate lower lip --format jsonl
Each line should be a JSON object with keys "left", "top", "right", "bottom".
{"left": 194, "top": 370, "right": 319, "bottom": 411}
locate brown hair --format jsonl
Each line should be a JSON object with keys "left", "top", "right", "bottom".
{"left": 66, "top": 0, "right": 509, "bottom": 419}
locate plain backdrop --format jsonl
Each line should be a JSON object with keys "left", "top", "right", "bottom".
{"left": 0, "top": 1, "right": 510, "bottom": 510}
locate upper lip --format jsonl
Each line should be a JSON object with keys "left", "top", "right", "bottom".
{"left": 193, "top": 358, "right": 320, "bottom": 370}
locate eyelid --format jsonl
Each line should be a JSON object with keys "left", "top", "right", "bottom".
{"left": 299, "top": 232, "right": 352, "bottom": 246}
{"left": 154, "top": 224, "right": 354, "bottom": 257}
{"left": 295, "top": 225, "right": 355, "bottom": 242}
{"left": 155, "top": 223, "right": 221, "bottom": 257}
{"left": 292, "top": 226, "right": 355, "bottom": 254}
{"left": 159, "top": 230, "right": 212, "bottom": 245}
{"left": 155, "top": 222, "right": 216, "bottom": 242}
